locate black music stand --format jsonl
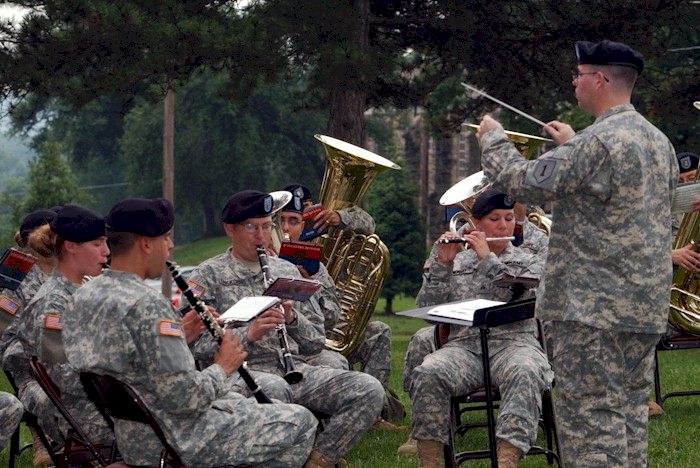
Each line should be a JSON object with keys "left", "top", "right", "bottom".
{"left": 400, "top": 298, "right": 559, "bottom": 467}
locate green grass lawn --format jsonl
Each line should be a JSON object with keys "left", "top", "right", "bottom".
{"left": 3, "top": 237, "right": 700, "bottom": 467}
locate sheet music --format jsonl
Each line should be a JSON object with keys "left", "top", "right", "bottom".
{"left": 672, "top": 182, "right": 700, "bottom": 214}
{"left": 220, "top": 296, "right": 280, "bottom": 323}
{"left": 427, "top": 299, "right": 505, "bottom": 322}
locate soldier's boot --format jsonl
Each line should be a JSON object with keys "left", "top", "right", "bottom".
{"left": 416, "top": 439, "right": 443, "bottom": 468}
{"left": 304, "top": 450, "right": 347, "bottom": 468}
{"left": 496, "top": 438, "right": 523, "bottom": 468}
{"left": 372, "top": 417, "right": 408, "bottom": 431}
{"left": 648, "top": 399, "right": 665, "bottom": 417}
{"left": 397, "top": 436, "right": 418, "bottom": 455}
{"left": 30, "top": 428, "right": 52, "bottom": 467}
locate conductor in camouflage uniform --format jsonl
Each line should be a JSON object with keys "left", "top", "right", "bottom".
{"left": 188, "top": 190, "right": 384, "bottom": 468}
{"left": 476, "top": 40, "right": 677, "bottom": 467}
{"left": 409, "top": 189, "right": 552, "bottom": 468}
{"left": 63, "top": 197, "right": 317, "bottom": 467}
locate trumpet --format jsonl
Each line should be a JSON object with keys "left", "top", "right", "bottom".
{"left": 255, "top": 245, "right": 303, "bottom": 384}
{"left": 166, "top": 260, "right": 272, "bottom": 404}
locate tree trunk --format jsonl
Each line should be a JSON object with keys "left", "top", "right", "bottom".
{"left": 202, "top": 201, "right": 220, "bottom": 237}
{"left": 161, "top": 83, "right": 175, "bottom": 298}
{"left": 385, "top": 294, "right": 394, "bottom": 315}
{"left": 325, "top": 0, "right": 369, "bottom": 146}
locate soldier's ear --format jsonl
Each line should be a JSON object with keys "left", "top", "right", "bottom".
{"left": 138, "top": 235, "right": 151, "bottom": 255}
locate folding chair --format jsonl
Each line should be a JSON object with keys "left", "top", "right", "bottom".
{"left": 653, "top": 331, "right": 700, "bottom": 408}
{"left": 28, "top": 357, "right": 118, "bottom": 467}
{"left": 3, "top": 369, "right": 60, "bottom": 468}
{"left": 436, "top": 302, "right": 562, "bottom": 467}
{"left": 79, "top": 372, "right": 184, "bottom": 468}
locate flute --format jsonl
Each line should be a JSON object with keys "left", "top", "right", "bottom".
{"left": 165, "top": 260, "right": 273, "bottom": 404}
{"left": 438, "top": 236, "right": 515, "bottom": 244}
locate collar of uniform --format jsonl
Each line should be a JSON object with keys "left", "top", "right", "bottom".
{"left": 226, "top": 247, "right": 263, "bottom": 280}
{"left": 594, "top": 103, "right": 635, "bottom": 124}
{"left": 50, "top": 271, "right": 79, "bottom": 294}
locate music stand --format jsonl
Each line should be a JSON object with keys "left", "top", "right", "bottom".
{"left": 400, "top": 298, "right": 538, "bottom": 467}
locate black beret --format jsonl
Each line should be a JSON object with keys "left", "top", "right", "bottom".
{"left": 221, "top": 190, "right": 274, "bottom": 224}
{"left": 19, "top": 209, "right": 56, "bottom": 245}
{"left": 51, "top": 205, "right": 105, "bottom": 243}
{"left": 281, "top": 184, "right": 312, "bottom": 214}
{"left": 471, "top": 188, "right": 515, "bottom": 219}
{"left": 677, "top": 152, "right": 700, "bottom": 173}
{"left": 283, "top": 184, "right": 312, "bottom": 202}
{"left": 106, "top": 198, "right": 174, "bottom": 237}
{"left": 575, "top": 40, "right": 644, "bottom": 74}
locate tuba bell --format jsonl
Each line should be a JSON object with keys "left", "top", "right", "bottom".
{"left": 465, "top": 123, "right": 552, "bottom": 159}
{"left": 669, "top": 173, "right": 700, "bottom": 334}
{"left": 439, "top": 170, "right": 490, "bottom": 235}
{"left": 314, "top": 134, "right": 400, "bottom": 355}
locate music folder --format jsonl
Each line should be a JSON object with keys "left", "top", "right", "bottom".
{"left": 0, "top": 248, "right": 36, "bottom": 291}
{"left": 279, "top": 241, "right": 322, "bottom": 275}
{"left": 220, "top": 296, "right": 281, "bottom": 323}
{"left": 263, "top": 277, "right": 322, "bottom": 301}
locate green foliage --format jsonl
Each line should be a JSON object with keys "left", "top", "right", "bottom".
{"left": 367, "top": 157, "right": 425, "bottom": 314}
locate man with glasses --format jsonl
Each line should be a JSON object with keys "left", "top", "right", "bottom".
{"left": 476, "top": 40, "right": 677, "bottom": 467}
{"left": 188, "top": 190, "right": 384, "bottom": 468}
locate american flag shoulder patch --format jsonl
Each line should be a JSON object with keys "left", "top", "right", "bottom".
{"left": 158, "top": 319, "right": 182, "bottom": 337}
{"left": 187, "top": 278, "right": 206, "bottom": 298}
{"left": 0, "top": 295, "right": 20, "bottom": 315}
{"left": 44, "top": 313, "right": 63, "bottom": 331}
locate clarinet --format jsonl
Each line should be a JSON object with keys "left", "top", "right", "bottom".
{"left": 165, "top": 260, "right": 272, "bottom": 404}
{"left": 255, "top": 246, "right": 303, "bottom": 384}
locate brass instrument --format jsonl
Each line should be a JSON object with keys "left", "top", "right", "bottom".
{"left": 669, "top": 169, "right": 700, "bottom": 334}
{"left": 439, "top": 170, "right": 489, "bottom": 235}
{"left": 527, "top": 212, "right": 552, "bottom": 236}
{"left": 465, "top": 123, "right": 552, "bottom": 160}
{"left": 314, "top": 134, "right": 399, "bottom": 356}
{"left": 268, "top": 190, "right": 293, "bottom": 254}
{"left": 694, "top": 101, "right": 700, "bottom": 111}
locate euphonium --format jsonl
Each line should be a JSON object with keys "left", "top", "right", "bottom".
{"left": 669, "top": 174, "right": 700, "bottom": 335}
{"left": 465, "top": 123, "right": 551, "bottom": 160}
{"left": 314, "top": 134, "right": 399, "bottom": 356}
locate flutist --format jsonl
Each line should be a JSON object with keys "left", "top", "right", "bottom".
{"left": 62, "top": 197, "right": 317, "bottom": 467}
{"left": 188, "top": 190, "right": 385, "bottom": 468}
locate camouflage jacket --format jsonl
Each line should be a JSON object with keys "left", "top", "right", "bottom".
{"left": 481, "top": 104, "right": 677, "bottom": 334}
{"left": 417, "top": 244, "right": 544, "bottom": 349}
{"left": 310, "top": 262, "right": 341, "bottom": 332}
{"left": 63, "top": 269, "right": 255, "bottom": 464}
{"left": 189, "top": 249, "right": 325, "bottom": 373}
{"left": 0, "top": 265, "right": 48, "bottom": 355}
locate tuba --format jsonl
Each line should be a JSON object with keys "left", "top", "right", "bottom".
{"left": 669, "top": 175, "right": 700, "bottom": 334}
{"left": 314, "top": 134, "right": 400, "bottom": 355}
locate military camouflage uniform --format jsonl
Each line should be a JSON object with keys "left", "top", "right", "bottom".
{"left": 1, "top": 265, "right": 48, "bottom": 355}
{"left": 480, "top": 103, "right": 677, "bottom": 467}
{"left": 190, "top": 250, "right": 384, "bottom": 462}
{"left": 409, "top": 245, "right": 552, "bottom": 453}
{"left": 338, "top": 206, "right": 375, "bottom": 235}
{"left": 63, "top": 269, "right": 317, "bottom": 467}
{"left": 5, "top": 273, "right": 112, "bottom": 444}
{"left": 0, "top": 391, "right": 23, "bottom": 451}
{"left": 521, "top": 220, "right": 549, "bottom": 258}
{"left": 1, "top": 268, "right": 64, "bottom": 443}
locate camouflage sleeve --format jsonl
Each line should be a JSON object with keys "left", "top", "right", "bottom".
{"left": 311, "top": 264, "right": 340, "bottom": 331}
{"left": 127, "top": 296, "right": 230, "bottom": 413}
{"left": 521, "top": 221, "right": 549, "bottom": 258}
{"left": 285, "top": 304, "right": 325, "bottom": 356}
{"left": 416, "top": 261, "right": 455, "bottom": 307}
{"left": 480, "top": 127, "right": 611, "bottom": 206}
{"left": 338, "top": 206, "right": 376, "bottom": 235}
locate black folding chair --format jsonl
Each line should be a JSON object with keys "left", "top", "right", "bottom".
{"left": 3, "top": 368, "right": 60, "bottom": 468}
{"left": 437, "top": 300, "right": 562, "bottom": 467}
{"left": 653, "top": 332, "right": 700, "bottom": 408}
{"left": 28, "top": 357, "right": 118, "bottom": 467}
{"left": 79, "top": 372, "right": 184, "bottom": 468}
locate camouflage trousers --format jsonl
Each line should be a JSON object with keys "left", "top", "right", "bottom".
{"left": 229, "top": 368, "right": 295, "bottom": 402}
{"left": 290, "top": 362, "right": 384, "bottom": 462}
{"left": 409, "top": 337, "right": 552, "bottom": 452}
{"left": 0, "top": 391, "right": 23, "bottom": 450}
{"left": 547, "top": 321, "right": 660, "bottom": 468}
{"left": 18, "top": 380, "right": 64, "bottom": 444}
{"left": 305, "top": 349, "right": 349, "bottom": 371}
{"left": 403, "top": 325, "right": 436, "bottom": 392}
{"left": 347, "top": 320, "right": 392, "bottom": 388}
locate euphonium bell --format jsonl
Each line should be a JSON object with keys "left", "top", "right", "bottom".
{"left": 465, "top": 123, "right": 551, "bottom": 160}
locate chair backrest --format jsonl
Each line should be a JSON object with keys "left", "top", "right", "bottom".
{"left": 28, "top": 357, "right": 109, "bottom": 467}
{"left": 79, "top": 371, "right": 184, "bottom": 467}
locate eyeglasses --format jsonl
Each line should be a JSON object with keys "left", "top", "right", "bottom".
{"left": 571, "top": 70, "right": 609, "bottom": 82}
{"left": 280, "top": 218, "right": 302, "bottom": 227}
{"left": 240, "top": 222, "right": 275, "bottom": 233}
